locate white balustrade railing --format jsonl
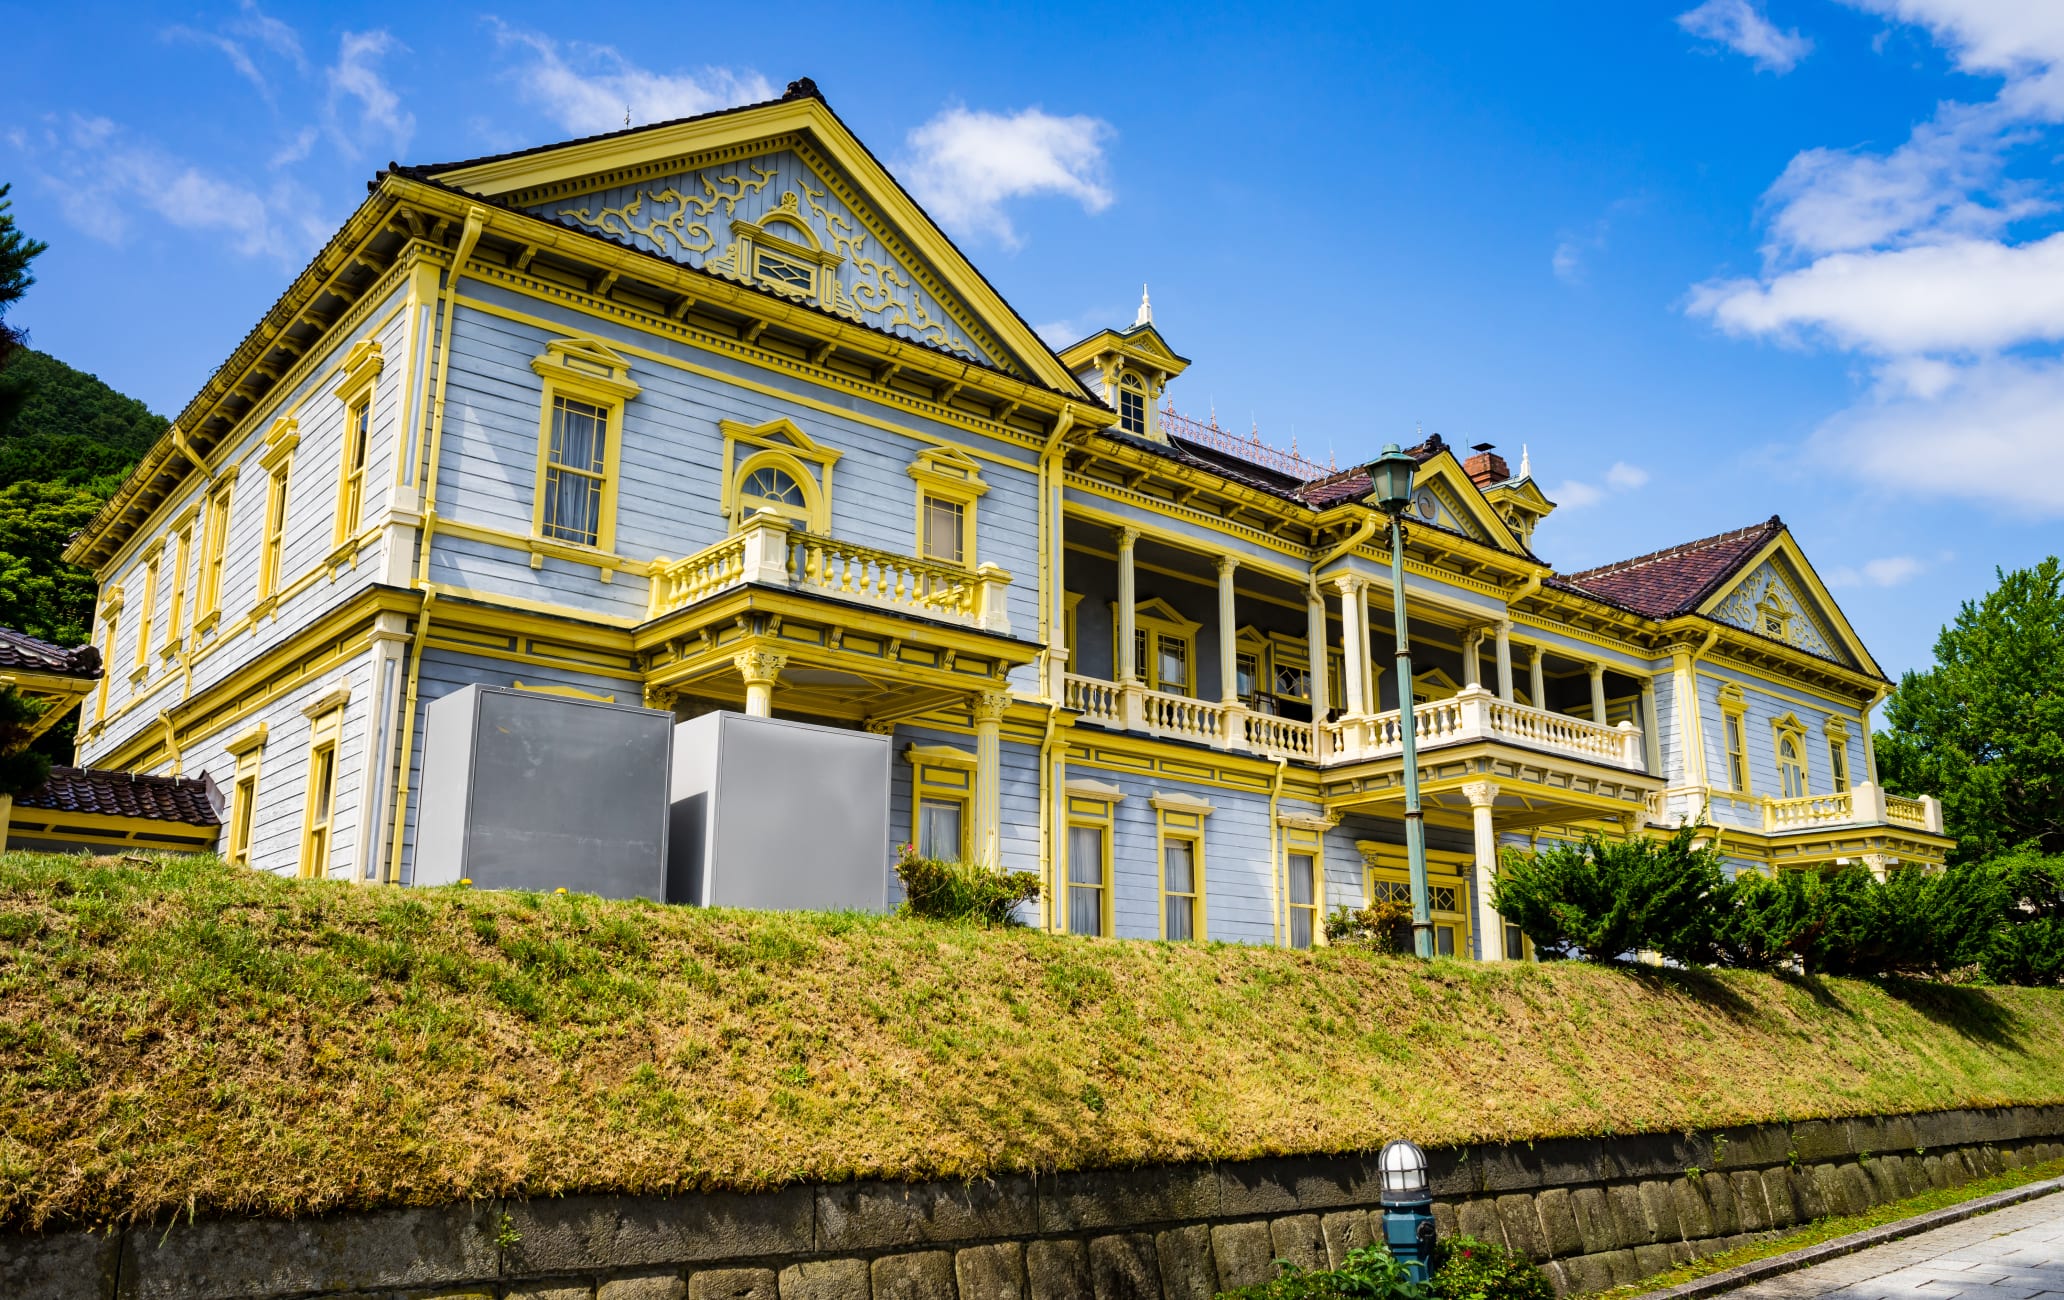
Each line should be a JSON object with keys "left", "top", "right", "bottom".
{"left": 647, "top": 511, "right": 1011, "bottom": 633}
{"left": 1140, "top": 690, "right": 1230, "bottom": 746}
{"left": 1064, "top": 674, "right": 1122, "bottom": 726}
{"left": 1244, "top": 711, "right": 1315, "bottom": 759}
{"left": 1487, "top": 698, "right": 1627, "bottom": 764}
{"left": 1335, "top": 686, "right": 1645, "bottom": 771}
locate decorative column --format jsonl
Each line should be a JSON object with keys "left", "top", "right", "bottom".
{"left": 1861, "top": 694, "right": 1882, "bottom": 786}
{"left": 1306, "top": 588, "right": 1330, "bottom": 760}
{"left": 1528, "top": 646, "right": 1546, "bottom": 711}
{"left": 1461, "top": 630, "right": 1482, "bottom": 689}
{"left": 1217, "top": 556, "right": 1239, "bottom": 703}
{"left": 1115, "top": 527, "right": 1140, "bottom": 684}
{"left": 1640, "top": 677, "right": 1661, "bottom": 775}
{"left": 1463, "top": 780, "right": 1502, "bottom": 962}
{"left": 1335, "top": 576, "right": 1366, "bottom": 715}
{"left": 734, "top": 649, "right": 787, "bottom": 717}
{"left": 971, "top": 690, "right": 1010, "bottom": 868}
{"left": 1589, "top": 663, "right": 1608, "bottom": 725}
{"left": 1494, "top": 620, "right": 1515, "bottom": 702}
{"left": 1359, "top": 582, "right": 1376, "bottom": 719}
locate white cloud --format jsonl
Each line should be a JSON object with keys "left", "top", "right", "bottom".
{"left": 1551, "top": 479, "right": 1606, "bottom": 509}
{"left": 325, "top": 30, "right": 413, "bottom": 158}
{"left": 1604, "top": 461, "right": 1650, "bottom": 490}
{"left": 902, "top": 106, "right": 1114, "bottom": 247}
{"left": 24, "top": 114, "right": 328, "bottom": 265}
{"left": 1677, "top": 0, "right": 1814, "bottom": 73}
{"left": 490, "top": 25, "right": 772, "bottom": 137}
{"left": 1828, "top": 555, "right": 1926, "bottom": 587}
{"left": 163, "top": 2, "right": 307, "bottom": 105}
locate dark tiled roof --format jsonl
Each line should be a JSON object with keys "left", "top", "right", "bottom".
{"left": 1559, "top": 517, "right": 1784, "bottom": 619}
{"left": 1289, "top": 435, "right": 1448, "bottom": 508}
{"left": 0, "top": 628, "right": 100, "bottom": 678}
{"left": 17, "top": 766, "right": 222, "bottom": 826}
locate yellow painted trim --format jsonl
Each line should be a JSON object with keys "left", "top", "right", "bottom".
{"left": 512, "top": 680, "right": 617, "bottom": 703}
{"left": 909, "top": 444, "right": 987, "bottom": 570}
{"left": 299, "top": 704, "right": 343, "bottom": 879}
{"left": 905, "top": 741, "right": 977, "bottom": 770}
{"left": 719, "top": 416, "right": 838, "bottom": 533}
{"left": 1281, "top": 825, "right": 1323, "bottom": 949}
{"left": 1692, "top": 530, "right": 1884, "bottom": 680}
{"left": 528, "top": 342, "right": 639, "bottom": 557}
{"left": 1060, "top": 794, "right": 1118, "bottom": 938}
{"left": 1154, "top": 809, "right": 1207, "bottom": 942}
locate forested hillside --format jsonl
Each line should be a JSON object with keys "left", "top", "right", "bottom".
{"left": 0, "top": 346, "right": 166, "bottom": 494}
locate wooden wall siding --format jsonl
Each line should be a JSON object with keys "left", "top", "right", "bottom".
{"left": 392, "top": 648, "right": 646, "bottom": 884}
{"left": 431, "top": 296, "right": 1043, "bottom": 636}
{"left": 1696, "top": 665, "right": 1868, "bottom": 825}
{"left": 524, "top": 148, "right": 1003, "bottom": 367}
{"left": 79, "top": 285, "right": 414, "bottom": 770}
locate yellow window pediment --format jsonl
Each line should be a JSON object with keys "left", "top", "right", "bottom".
{"left": 720, "top": 417, "right": 837, "bottom": 534}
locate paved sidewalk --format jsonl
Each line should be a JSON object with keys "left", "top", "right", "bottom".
{"left": 1714, "top": 1192, "right": 2064, "bottom": 1299}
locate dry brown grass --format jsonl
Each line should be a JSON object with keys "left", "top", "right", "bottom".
{"left": 2, "top": 852, "right": 2062, "bottom": 1231}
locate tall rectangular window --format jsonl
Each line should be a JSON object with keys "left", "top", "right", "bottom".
{"left": 338, "top": 397, "right": 371, "bottom": 538}
{"left": 1157, "top": 634, "right": 1188, "bottom": 695}
{"left": 163, "top": 525, "right": 191, "bottom": 653}
{"left": 132, "top": 550, "right": 159, "bottom": 674}
{"left": 197, "top": 477, "right": 233, "bottom": 629}
{"left": 540, "top": 395, "right": 608, "bottom": 546}
{"left": 1163, "top": 838, "right": 1199, "bottom": 941}
{"left": 1067, "top": 823, "right": 1107, "bottom": 936}
{"left": 917, "top": 797, "right": 965, "bottom": 862}
{"left": 300, "top": 711, "right": 341, "bottom": 879}
{"left": 1829, "top": 740, "right": 1850, "bottom": 793}
{"left": 920, "top": 494, "right": 966, "bottom": 565}
{"left": 95, "top": 608, "right": 117, "bottom": 720}
{"left": 1287, "top": 852, "right": 1317, "bottom": 949}
{"left": 1723, "top": 712, "right": 1748, "bottom": 792}
{"left": 231, "top": 777, "right": 259, "bottom": 866}
{"left": 259, "top": 463, "right": 290, "bottom": 600}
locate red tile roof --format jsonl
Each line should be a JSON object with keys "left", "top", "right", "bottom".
{"left": 1559, "top": 517, "right": 1784, "bottom": 618}
{"left": 17, "top": 766, "right": 222, "bottom": 826}
{"left": 0, "top": 628, "right": 100, "bottom": 678}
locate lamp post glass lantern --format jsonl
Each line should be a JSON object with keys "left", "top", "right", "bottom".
{"left": 1377, "top": 1137, "right": 1437, "bottom": 1281}
{"left": 1366, "top": 444, "right": 1433, "bottom": 959}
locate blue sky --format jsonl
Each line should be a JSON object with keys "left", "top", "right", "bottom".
{"left": 4, "top": 1, "right": 2061, "bottom": 679}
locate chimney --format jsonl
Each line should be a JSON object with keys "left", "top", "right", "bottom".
{"left": 1464, "top": 442, "right": 1509, "bottom": 487}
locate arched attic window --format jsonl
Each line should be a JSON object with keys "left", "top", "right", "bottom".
{"left": 1118, "top": 373, "right": 1147, "bottom": 436}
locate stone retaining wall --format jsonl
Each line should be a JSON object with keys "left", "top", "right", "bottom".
{"left": 7, "top": 1106, "right": 2062, "bottom": 1300}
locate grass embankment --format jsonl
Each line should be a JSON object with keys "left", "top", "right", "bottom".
{"left": 3, "top": 853, "right": 2063, "bottom": 1232}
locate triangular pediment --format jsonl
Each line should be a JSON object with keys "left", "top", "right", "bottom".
{"left": 419, "top": 97, "right": 1077, "bottom": 390}
{"left": 1697, "top": 532, "right": 1877, "bottom": 675}
{"left": 1407, "top": 453, "right": 1524, "bottom": 553}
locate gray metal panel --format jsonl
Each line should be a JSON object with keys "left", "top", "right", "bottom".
{"left": 669, "top": 711, "right": 890, "bottom": 912}
{"left": 414, "top": 685, "right": 673, "bottom": 898}
{"left": 666, "top": 712, "right": 721, "bottom": 905}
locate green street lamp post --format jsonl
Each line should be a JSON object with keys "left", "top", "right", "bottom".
{"left": 1366, "top": 444, "right": 1432, "bottom": 959}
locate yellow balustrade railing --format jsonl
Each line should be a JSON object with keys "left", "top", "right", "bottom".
{"left": 1884, "top": 794, "right": 1929, "bottom": 828}
{"left": 1764, "top": 791, "right": 1854, "bottom": 832}
{"left": 646, "top": 535, "right": 748, "bottom": 618}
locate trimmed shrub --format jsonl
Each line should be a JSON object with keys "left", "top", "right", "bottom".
{"left": 1326, "top": 898, "right": 1413, "bottom": 952}
{"left": 1983, "top": 849, "right": 2064, "bottom": 987}
{"left": 1492, "top": 826, "right": 1727, "bottom": 964}
{"left": 1717, "top": 867, "right": 1821, "bottom": 970}
{"left": 892, "top": 846, "right": 1039, "bottom": 926}
{"left": 1431, "top": 1235, "right": 1555, "bottom": 1300}
{"left": 1216, "top": 1244, "right": 1430, "bottom": 1300}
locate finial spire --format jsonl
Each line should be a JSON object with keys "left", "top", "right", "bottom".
{"left": 1520, "top": 443, "right": 1531, "bottom": 477}
{"left": 1135, "top": 284, "right": 1152, "bottom": 327}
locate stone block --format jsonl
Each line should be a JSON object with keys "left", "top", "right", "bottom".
{"left": 501, "top": 1192, "right": 814, "bottom": 1275}
{"left": 1598, "top": 1248, "right": 1639, "bottom": 1287}
{"left": 1319, "top": 1211, "right": 1375, "bottom": 1267}
{"left": 1560, "top": 1251, "right": 1614, "bottom": 1297}
{"left": 1603, "top": 1132, "right": 1699, "bottom": 1184}
{"left": 777, "top": 1258, "right": 870, "bottom": 1300}
{"left": 1220, "top": 1153, "right": 1383, "bottom": 1214}
{"left": 1268, "top": 1215, "right": 1325, "bottom": 1271}
{"left": 1668, "top": 1181, "right": 1712, "bottom": 1241}
{"left": 1921, "top": 1154, "right": 1948, "bottom": 1189}
{"left": 1698, "top": 1172, "right": 1738, "bottom": 1236}
{"left": 1026, "top": 1239, "right": 1091, "bottom": 1300}
{"left": 1631, "top": 1243, "right": 1674, "bottom": 1279}
{"left": 1538, "top": 1261, "right": 1569, "bottom": 1297}
{"left": 1038, "top": 1165, "right": 1217, "bottom": 1234}
{"left": 1533, "top": 1189, "right": 1582, "bottom": 1260}
{"left": 1728, "top": 1172, "right": 1768, "bottom": 1233}
{"left": 1154, "top": 1225, "right": 1215, "bottom": 1300}
{"left": 1788, "top": 1120, "right": 1847, "bottom": 1164}
{"left": 1472, "top": 1138, "right": 1610, "bottom": 1195}
{"left": 1877, "top": 1114, "right": 1919, "bottom": 1155}
{"left": 1427, "top": 1147, "right": 1480, "bottom": 1199}
{"left": 1665, "top": 1241, "right": 1694, "bottom": 1267}
{"left": 1636, "top": 1181, "right": 1681, "bottom": 1243}
{"left": 506, "top": 1287, "right": 592, "bottom": 1300}
{"left": 1088, "top": 1233, "right": 1159, "bottom": 1300}
{"left": 1862, "top": 1158, "right": 1903, "bottom": 1206}
{"left": 1495, "top": 1195, "right": 1546, "bottom": 1261}
{"left": 1430, "top": 1202, "right": 1459, "bottom": 1243}
{"left": 1912, "top": 1110, "right": 1976, "bottom": 1150}
{"left": 1569, "top": 1188, "right": 1615, "bottom": 1255}
{"left": 1760, "top": 1168, "right": 1796, "bottom": 1227}
{"left": 1604, "top": 1184, "right": 1649, "bottom": 1248}
{"left": 689, "top": 1270, "right": 777, "bottom": 1300}
{"left": 118, "top": 1202, "right": 501, "bottom": 1299}
{"left": 817, "top": 1178, "right": 1036, "bottom": 1252}
{"left": 1709, "top": 1124, "right": 1789, "bottom": 1171}
{"left": 0, "top": 1229, "right": 120, "bottom": 1300}
{"left": 870, "top": 1251, "right": 955, "bottom": 1300}
{"left": 1788, "top": 1166, "right": 1827, "bottom": 1222}
{"left": 600, "top": 1272, "right": 689, "bottom": 1300}
{"left": 954, "top": 1242, "right": 1026, "bottom": 1300}
{"left": 1208, "top": 1223, "right": 1274, "bottom": 1293}
{"left": 1836, "top": 1163, "right": 1875, "bottom": 1215}
{"left": 1455, "top": 1199, "right": 1508, "bottom": 1249}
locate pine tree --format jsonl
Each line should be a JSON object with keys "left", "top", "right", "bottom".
{"left": 0, "top": 181, "right": 47, "bottom": 372}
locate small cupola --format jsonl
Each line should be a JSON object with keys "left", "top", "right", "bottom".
{"left": 1057, "top": 285, "right": 1192, "bottom": 443}
{"left": 1477, "top": 443, "right": 1556, "bottom": 546}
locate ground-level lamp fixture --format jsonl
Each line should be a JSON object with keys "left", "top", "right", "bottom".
{"left": 1378, "top": 1137, "right": 1437, "bottom": 1281}
{"left": 1365, "top": 443, "right": 1433, "bottom": 960}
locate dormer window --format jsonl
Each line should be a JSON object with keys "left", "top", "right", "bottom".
{"left": 1119, "top": 374, "right": 1147, "bottom": 435}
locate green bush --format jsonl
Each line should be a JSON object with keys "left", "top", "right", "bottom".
{"left": 1717, "top": 867, "right": 1820, "bottom": 970}
{"left": 892, "top": 846, "right": 1039, "bottom": 926}
{"left": 1431, "top": 1235, "right": 1555, "bottom": 1300}
{"left": 1325, "top": 898, "right": 1413, "bottom": 952}
{"left": 1982, "top": 849, "right": 2064, "bottom": 986}
{"left": 1492, "top": 826, "right": 1727, "bottom": 964}
{"left": 1215, "top": 1244, "right": 1430, "bottom": 1300}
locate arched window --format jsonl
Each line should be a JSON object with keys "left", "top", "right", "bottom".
{"left": 739, "top": 465, "right": 807, "bottom": 521}
{"left": 1778, "top": 734, "right": 1806, "bottom": 799}
{"left": 1118, "top": 373, "right": 1147, "bottom": 435}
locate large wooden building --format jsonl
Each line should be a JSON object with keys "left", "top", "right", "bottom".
{"left": 64, "top": 80, "right": 1951, "bottom": 953}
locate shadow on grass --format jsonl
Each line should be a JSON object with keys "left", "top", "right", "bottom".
{"left": 1881, "top": 977, "right": 2026, "bottom": 1050}
{"left": 1619, "top": 963, "right": 1762, "bottom": 1021}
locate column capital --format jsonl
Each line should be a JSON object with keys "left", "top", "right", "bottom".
{"left": 732, "top": 649, "right": 788, "bottom": 685}
{"left": 1461, "top": 779, "right": 1500, "bottom": 808}
{"left": 1216, "top": 553, "right": 1239, "bottom": 577}
{"left": 1588, "top": 661, "right": 1607, "bottom": 679}
{"left": 970, "top": 690, "right": 1013, "bottom": 724}
{"left": 1495, "top": 617, "right": 1513, "bottom": 634}
{"left": 1114, "top": 525, "right": 1142, "bottom": 548}
{"left": 1331, "top": 573, "right": 1364, "bottom": 595}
